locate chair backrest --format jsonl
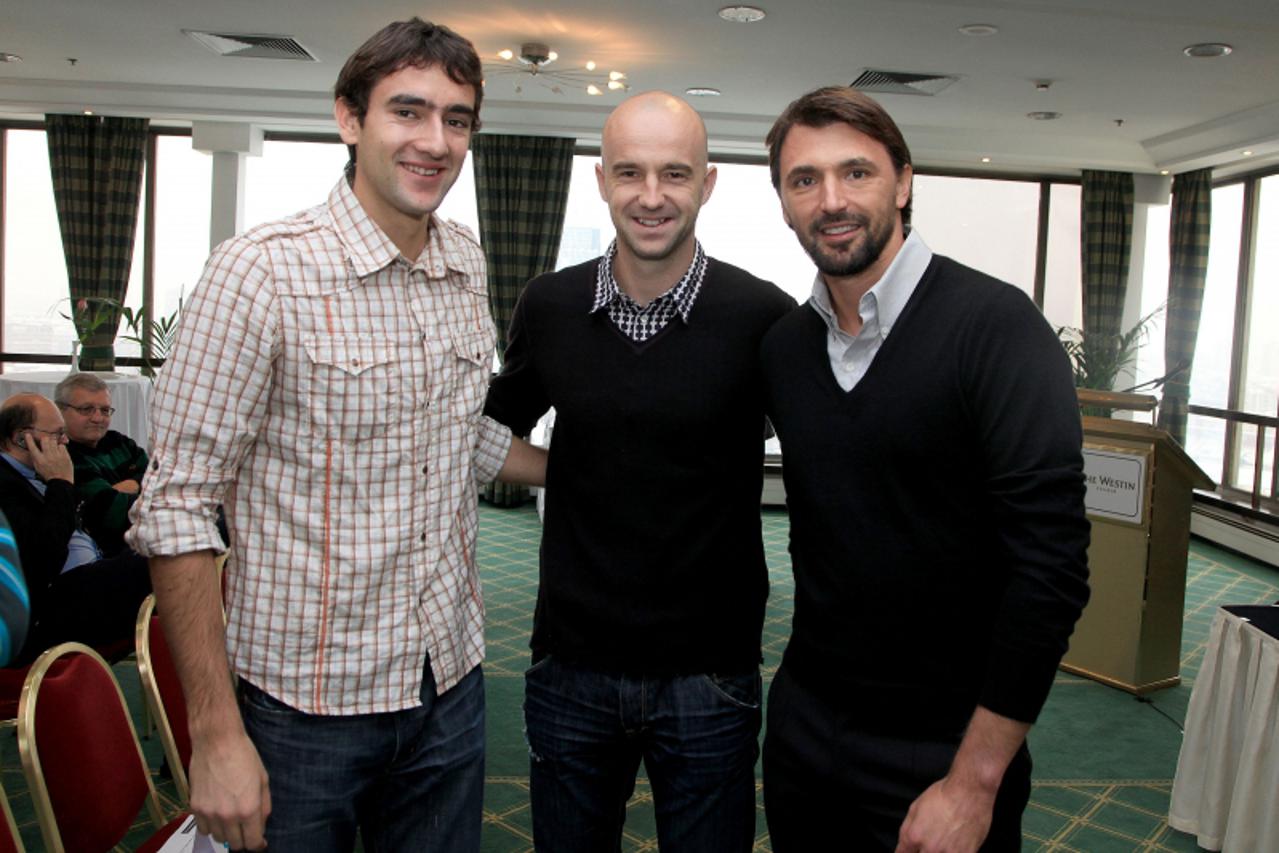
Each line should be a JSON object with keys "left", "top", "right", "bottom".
{"left": 0, "top": 776, "right": 24, "bottom": 853}
{"left": 135, "top": 594, "right": 191, "bottom": 802}
{"left": 17, "top": 642, "right": 167, "bottom": 853}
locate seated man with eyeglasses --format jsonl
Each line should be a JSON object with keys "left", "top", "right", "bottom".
{"left": 0, "top": 393, "right": 151, "bottom": 664}
{"left": 55, "top": 373, "right": 148, "bottom": 557}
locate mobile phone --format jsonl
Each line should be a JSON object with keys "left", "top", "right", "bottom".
{"left": 13, "top": 433, "right": 26, "bottom": 450}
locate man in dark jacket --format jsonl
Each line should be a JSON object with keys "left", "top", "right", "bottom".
{"left": 0, "top": 393, "right": 150, "bottom": 664}
{"left": 760, "top": 87, "right": 1091, "bottom": 853}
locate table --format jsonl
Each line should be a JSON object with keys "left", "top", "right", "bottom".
{"left": 0, "top": 370, "right": 153, "bottom": 448}
{"left": 1168, "top": 604, "right": 1279, "bottom": 851}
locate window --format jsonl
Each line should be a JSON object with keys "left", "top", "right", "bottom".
{"left": 152, "top": 135, "right": 212, "bottom": 320}
{"left": 1183, "top": 183, "right": 1244, "bottom": 480}
{"left": 4, "top": 129, "right": 73, "bottom": 360}
{"left": 1235, "top": 175, "right": 1279, "bottom": 493}
{"left": 911, "top": 175, "right": 1039, "bottom": 297}
{"left": 1043, "top": 184, "right": 1083, "bottom": 332}
{"left": 3, "top": 129, "right": 144, "bottom": 365}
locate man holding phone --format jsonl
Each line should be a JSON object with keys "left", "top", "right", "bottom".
{"left": 0, "top": 393, "right": 151, "bottom": 663}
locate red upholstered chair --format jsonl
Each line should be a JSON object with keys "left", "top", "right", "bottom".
{"left": 17, "top": 642, "right": 187, "bottom": 853}
{"left": 135, "top": 594, "right": 192, "bottom": 803}
{"left": 0, "top": 636, "right": 135, "bottom": 728}
{"left": 0, "top": 776, "right": 24, "bottom": 853}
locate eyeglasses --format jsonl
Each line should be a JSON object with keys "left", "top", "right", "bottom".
{"left": 28, "top": 427, "right": 69, "bottom": 442}
{"left": 60, "top": 404, "right": 115, "bottom": 417}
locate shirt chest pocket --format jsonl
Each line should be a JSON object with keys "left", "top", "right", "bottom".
{"left": 302, "top": 335, "right": 402, "bottom": 441}
{"left": 446, "top": 329, "right": 495, "bottom": 417}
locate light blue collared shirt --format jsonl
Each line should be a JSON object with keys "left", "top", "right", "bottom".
{"left": 0, "top": 452, "right": 102, "bottom": 573}
{"left": 807, "top": 230, "right": 934, "bottom": 391}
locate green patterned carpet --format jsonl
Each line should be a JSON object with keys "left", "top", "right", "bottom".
{"left": 1, "top": 504, "right": 1274, "bottom": 851}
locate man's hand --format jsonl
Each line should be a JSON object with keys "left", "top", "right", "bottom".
{"left": 111, "top": 478, "right": 141, "bottom": 494}
{"left": 189, "top": 729, "right": 272, "bottom": 850}
{"left": 895, "top": 773, "right": 996, "bottom": 853}
{"left": 896, "top": 706, "right": 1029, "bottom": 853}
{"left": 27, "top": 433, "right": 74, "bottom": 483}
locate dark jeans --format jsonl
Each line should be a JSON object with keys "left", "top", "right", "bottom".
{"left": 238, "top": 663, "right": 485, "bottom": 853}
{"left": 523, "top": 655, "right": 761, "bottom": 852}
{"left": 763, "top": 665, "right": 1032, "bottom": 852}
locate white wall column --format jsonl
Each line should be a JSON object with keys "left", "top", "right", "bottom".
{"left": 192, "top": 122, "right": 263, "bottom": 250}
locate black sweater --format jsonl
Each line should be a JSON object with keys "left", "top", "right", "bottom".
{"left": 761, "top": 256, "right": 1090, "bottom": 735}
{"left": 485, "top": 257, "right": 797, "bottom": 673}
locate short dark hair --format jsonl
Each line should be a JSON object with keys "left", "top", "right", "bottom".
{"left": 766, "top": 86, "right": 913, "bottom": 228}
{"left": 0, "top": 397, "right": 38, "bottom": 450}
{"left": 334, "top": 18, "right": 484, "bottom": 175}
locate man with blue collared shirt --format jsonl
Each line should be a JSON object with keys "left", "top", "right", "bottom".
{"left": 0, "top": 393, "right": 150, "bottom": 664}
{"left": 759, "top": 87, "right": 1090, "bottom": 852}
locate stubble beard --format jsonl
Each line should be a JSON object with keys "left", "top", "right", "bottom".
{"left": 802, "top": 211, "right": 894, "bottom": 279}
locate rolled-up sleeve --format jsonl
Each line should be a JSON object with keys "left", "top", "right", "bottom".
{"left": 127, "top": 236, "right": 279, "bottom": 558}
{"left": 472, "top": 414, "right": 513, "bottom": 485}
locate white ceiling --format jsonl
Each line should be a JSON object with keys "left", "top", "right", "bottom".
{"left": 4, "top": 0, "right": 1279, "bottom": 177}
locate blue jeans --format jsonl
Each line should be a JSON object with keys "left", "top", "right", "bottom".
{"left": 237, "top": 663, "right": 485, "bottom": 853}
{"left": 523, "top": 656, "right": 761, "bottom": 852}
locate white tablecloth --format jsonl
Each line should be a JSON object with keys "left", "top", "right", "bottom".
{"left": 0, "top": 370, "right": 153, "bottom": 448}
{"left": 1169, "top": 605, "right": 1279, "bottom": 851}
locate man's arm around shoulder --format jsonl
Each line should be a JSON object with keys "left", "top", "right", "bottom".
{"left": 151, "top": 552, "right": 270, "bottom": 850}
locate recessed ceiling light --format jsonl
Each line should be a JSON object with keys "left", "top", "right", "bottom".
{"left": 1160, "top": 170, "right": 1170, "bottom": 175}
{"left": 958, "top": 23, "right": 999, "bottom": 36}
{"left": 981, "top": 156, "right": 992, "bottom": 163}
{"left": 83, "top": 109, "right": 93, "bottom": 116}
{"left": 585, "top": 60, "right": 596, "bottom": 71}
{"left": 718, "top": 6, "right": 766, "bottom": 23}
{"left": 686, "top": 87, "right": 722, "bottom": 97}
{"left": 0, "top": 52, "right": 21, "bottom": 63}
{"left": 1242, "top": 149, "right": 1254, "bottom": 156}
{"left": 1183, "top": 42, "right": 1232, "bottom": 58}
{"left": 1026, "top": 111, "right": 1061, "bottom": 121}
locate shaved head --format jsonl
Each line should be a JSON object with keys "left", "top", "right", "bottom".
{"left": 595, "top": 91, "right": 717, "bottom": 279}
{"left": 602, "top": 91, "right": 709, "bottom": 171}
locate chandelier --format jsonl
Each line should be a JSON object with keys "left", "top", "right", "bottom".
{"left": 484, "top": 42, "right": 629, "bottom": 96}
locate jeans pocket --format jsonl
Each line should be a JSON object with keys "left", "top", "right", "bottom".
{"left": 524, "top": 654, "right": 553, "bottom": 679}
{"left": 704, "top": 670, "right": 763, "bottom": 710}
{"left": 239, "top": 680, "right": 300, "bottom": 717}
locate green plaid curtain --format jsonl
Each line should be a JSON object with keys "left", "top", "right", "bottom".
{"left": 1080, "top": 170, "right": 1135, "bottom": 391}
{"left": 46, "top": 114, "right": 148, "bottom": 371}
{"left": 1157, "top": 168, "right": 1212, "bottom": 444}
{"left": 473, "top": 134, "right": 575, "bottom": 507}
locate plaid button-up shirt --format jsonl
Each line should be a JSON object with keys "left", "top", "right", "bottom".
{"left": 128, "top": 177, "right": 511, "bottom": 715}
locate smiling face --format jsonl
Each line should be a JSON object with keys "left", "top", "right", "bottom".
{"left": 60, "top": 387, "right": 112, "bottom": 448}
{"left": 335, "top": 62, "right": 476, "bottom": 255}
{"left": 777, "top": 122, "right": 912, "bottom": 289}
{"left": 595, "top": 92, "right": 717, "bottom": 275}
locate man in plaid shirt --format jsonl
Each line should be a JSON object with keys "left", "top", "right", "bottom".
{"left": 128, "top": 19, "right": 544, "bottom": 852}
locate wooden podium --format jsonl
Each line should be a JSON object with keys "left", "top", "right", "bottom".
{"left": 1060, "top": 391, "right": 1213, "bottom": 694}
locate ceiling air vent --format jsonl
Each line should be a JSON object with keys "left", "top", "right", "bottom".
{"left": 185, "top": 30, "right": 317, "bottom": 61}
{"left": 850, "top": 69, "right": 957, "bottom": 96}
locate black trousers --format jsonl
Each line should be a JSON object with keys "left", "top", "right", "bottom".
{"left": 43, "top": 549, "right": 152, "bottom": 653}
{"left": 763, "top": 665, "right": 1032, "bottom": 852}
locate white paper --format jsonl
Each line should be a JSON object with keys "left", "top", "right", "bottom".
{"left": 155, "top": 815, "right": 221, "bottom": 853}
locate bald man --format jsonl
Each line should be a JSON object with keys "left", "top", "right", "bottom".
{"left": 484, "top": 91, "right": 796, "bottom": 850}
{"left": 0, "top": 393, "right": 151, "bottom": 663}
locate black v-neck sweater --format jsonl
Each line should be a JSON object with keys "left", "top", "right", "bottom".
{"left": 761, "top": 255, "right": 1090, "bottom": 734}
{"left": 485, "top": 257, "right": 797, "bottom": 673}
